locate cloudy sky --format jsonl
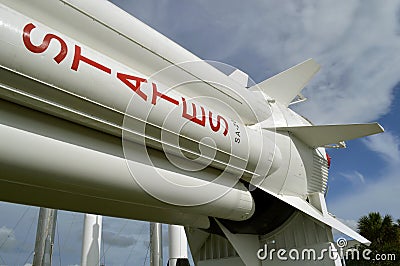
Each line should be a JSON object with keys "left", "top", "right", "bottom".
{"left": 1, "top": 0, "right": 400, "bottom": 265}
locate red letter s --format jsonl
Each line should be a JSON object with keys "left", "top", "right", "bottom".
{"left": 22, "top": 23, "right": 68, "bottom": 64}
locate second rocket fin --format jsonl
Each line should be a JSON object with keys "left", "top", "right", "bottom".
{"left": 250, "top": 59, "right": 320, "bottom": 107}
{"left": 266, "top": 123, "right": 384, "bottom": 148}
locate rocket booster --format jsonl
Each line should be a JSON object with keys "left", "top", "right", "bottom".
{"left": 0, "top": 2, "right": 280, "bottom": 224}
{"left": 0, "top": 5, "right": 281, "bottom": 178}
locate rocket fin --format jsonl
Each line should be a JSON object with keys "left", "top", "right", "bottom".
{"left": 250, "top": 59, "right": 320, "bottom": 106}
{"left": 267, "top": 123, "right": 384, "bottom": 148}
{"left": 258, "top": 186, "right": 371, "bottom": 245}
{"left": 215, "top": 219, "right": 262, "bottom": 266}
{"left": 229, "top": 69, "right": 249, "bottom": 88}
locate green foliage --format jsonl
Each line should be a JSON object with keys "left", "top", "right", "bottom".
{"left": 346, "top": 212, "right": 400, "bottom": 266}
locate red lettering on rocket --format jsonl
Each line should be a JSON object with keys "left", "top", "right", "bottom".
{"left": 22, "top": 23, "right": 68, "bottom": 64}
{"left": 151, "top": 83, "right": 179, "bottom": 106}
{"left": 21, "top": 22, "right": 229, "bottom": 137}
{"left": 71, "top": 45, "right": 112, "bottom": 74}
{"left": 182, "top": 97, "right": 206, "bottom": 127}
{"left": 209, "top": 111, "right": 228, "bottom": 136}
{"left": 116, "top": 72, "right": 148, "bottom": 101}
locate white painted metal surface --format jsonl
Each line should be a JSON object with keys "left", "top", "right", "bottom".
{"left": 250, "top": 59, "right": 320, "bottom": 107}
{"left": 168, "top": 225, "right": 189, "bottom": 266}
{"left": 258, "top": 185, "right": 370, "bottom": 245}
{"left": 0, "top": 122, "right": 254, "bottom": 222}
{"left": 0, "top": 3, "right": 281, "bottom": 180}
{"left": 215, "top": 220, "right": 261, "bottom": 266}
{"left": 81, "top": 214, "right": 102, "bottom": 266}
{"left": 274, "top": 123, "right": 384, "bottom": 148}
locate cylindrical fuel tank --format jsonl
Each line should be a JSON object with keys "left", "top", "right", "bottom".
{"left": 0, "top": 5, "right": 281, "bottom": 179}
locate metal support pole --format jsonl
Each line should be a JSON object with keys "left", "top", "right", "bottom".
{"left": 150, "top": 222, "right": 163, "bottom": 266}
{"left": 81, "top": 214, "right": 102, "bottom": 266}
{"left": 168, "top": 225, "right": 190, "bottom": 266}
{"left": 33, "top": 208, "right": 58, "bottom": 266}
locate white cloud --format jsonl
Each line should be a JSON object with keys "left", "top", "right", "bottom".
{"left": 99, "top": 218, "right": 151, "bottom": 264}
{"left": 287, "top": 1, "right": 400, "bottom": 124}
{"left": 362, "top": 131, "right": 400, "bottom": 164}
{"left": 103, "top": 230, "right": 136, "bottom": 248}
{"left": 337, "top": 218, "right": 358, "bottom": 232}
{"left": 328, "top": 131, "right": 400, "bottom": 231}
{"left": 329, "top": 168, "right": 400, "bottom": 224}
{"left": 329, "top": 132, "right": 400, "bottom": 236}
{"left": 340, "top": 171, "right": 366, "bottom": 185}
{"left": 0, "top": 226, "right": 17, "bottom": 251}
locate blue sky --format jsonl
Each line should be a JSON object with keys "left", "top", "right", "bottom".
{"left": 1, "top": 0, "right": 400, "bottom": 265}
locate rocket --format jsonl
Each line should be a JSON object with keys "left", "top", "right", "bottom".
{"left": 0, "top": 1, "right": 384, "bottom": 265}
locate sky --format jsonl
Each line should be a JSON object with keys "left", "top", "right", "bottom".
{"left": 1, "top": 0, "right": 400, "bottom": 265}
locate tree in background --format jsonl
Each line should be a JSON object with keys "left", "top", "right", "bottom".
{"left": 346, "top": 212, "right": 399, "bottom": 266}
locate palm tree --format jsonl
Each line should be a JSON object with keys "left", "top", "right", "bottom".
{"left": 349, "top": 212, "right": 400, "bottom": 266}
{"left": 357, "top": 212, "right": 398, "bottom": 247}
